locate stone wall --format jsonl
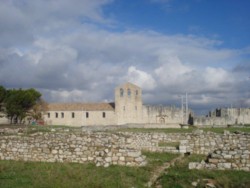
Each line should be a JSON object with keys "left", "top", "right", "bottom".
{"left": 0, "top": 132, "right": 146, "bottom": 167}
{"left": 117, "top": 130, "right": 250, "bottom": 171}
{"left": 0, "top": 128, "right": 249, "bottom": 171}
{"left": 187, "top": 131, "right": 250, "bottom": 171}
{"left": 142, "top": 106, "right": 183, "bottom": 125}
{"left": 189, "top": 146, "right": 250, "bottom": 171}
{"left": 193, "top": 108, "right": 250, "bottom": 126}
{"left": 193, "top": 117, "right": 229, "bottom": 127}
{"left": 178, "top": 130, "right": 250, "bottom": 156}
{"left": 118, "top": 132, "right": 182, "bottom": 153}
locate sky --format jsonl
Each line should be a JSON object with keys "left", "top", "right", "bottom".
{"left": 0, "top": 0, "right": 250, "bottom": 115}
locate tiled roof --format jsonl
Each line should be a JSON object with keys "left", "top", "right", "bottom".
{"left": 47, "top": 102, "right": 115, "bottom": 111}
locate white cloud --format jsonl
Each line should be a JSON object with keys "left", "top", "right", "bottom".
{"left": 204, "top": 67, "right": 233, "bottom": 89}
{"left": 0, "top": 0, "right": 113, "bottom": 47}
{"left": 154, "top": 55, "right": 192, "bottom": 86}
{"left": 126, "top": 66, "right": 156, "bottom": 90}
{"left": 0, "top": 0, "right": 249, "bottom": 114}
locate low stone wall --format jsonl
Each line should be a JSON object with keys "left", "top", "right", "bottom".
{"left": 188, "top": 131, "right": 250, "bottom": 171}
{"left": 0, "top": 128, "right": 249, "bottom": 171}
{"left": 118, "top": 132, "right": 182, "bottom": 153}
{"left": 0, "top": 132, "right": 146, "bottom": 167}
{"left": 117, "top": 131, "right": 250, "bottom": 171}
{"left": 178, "top": 131, "right": 250, "bottom": 155}
{"left": 189, "top": 147, "right": 250, "bottom": 171}
{"left": 112, "top": 131, "right": 250, "bottom": 156}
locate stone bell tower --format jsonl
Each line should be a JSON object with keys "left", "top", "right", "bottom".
{"left": 115, "top": 82, "right": 143, "bottom": 125}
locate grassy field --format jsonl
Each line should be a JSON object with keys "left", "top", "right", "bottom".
{"left": 0, "top": 152, "right": 178, "bottom": 188}
{"left": 1, "top": 124, "right": 250, "bottom": 135}
{"left": 160, "top": 154, "right": 250, "bottom": 188}
{"left": 119, "top": 127, "right": 250, "bottom": 134}
{"left": 0, "top": 152, "right": 249, "bottom": 188}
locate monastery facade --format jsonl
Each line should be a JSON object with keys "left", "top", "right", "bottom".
{"left": 44, "top": 82, "right": 183, "bottom": 126}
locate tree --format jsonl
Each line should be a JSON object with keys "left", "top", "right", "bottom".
{"left": 188, "top": 113, "right": 194, "bottom": 125}
{"left": 0, "top": 86, "right": 6, "bottom": 103}
{"left": 28, "top": 99, "right": 48, "bottom": 122}
{"left": 4, "top": 88, "right": 42, "bottom": 124}
{"left": 0, "top": 86, "right": 7, "bottom": 117}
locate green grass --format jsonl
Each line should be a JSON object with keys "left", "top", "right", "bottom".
{"left": 0, "top": 152, "right": 179, "bottom": 188}
{"left": 119, "top": 128, "right": 195, "bottom": 133}
{"left": 2, "top": 124, "right": 250, "bottom": 135}
{"left": 201, "top": 127, "right": 250, "bottom": 134}
{"left": 158, "top": 142, "right": 180, "bottom": 148}
{"left": 119, "top": 127, "right": 250, "bottom": 134}
{"left": 0, "top": 161, "right": 148, "bottom": 188}
{"left": 0, "top": 152, "right": 249, "bottom": 188}
{"left": 143, "top": 151, "right": 180, "bottom": 169}
{"left": 159, "top": 154, "right": 250, "bottom": 188}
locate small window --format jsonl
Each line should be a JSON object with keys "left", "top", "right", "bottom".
{"left": 136, "top": 90, "right": 138, "bottom": 96}
{"left": 135, "top": 106, "right": 137, "bottom": 110}
{"left": 61, "top": 112, "right": 64, "bottom": 118}
{"left": 120, "top": 88, "right": 124, "bottom": 97}
{"left": 103, "top": 112, "right": 106, "bottom": 118}
{"left": 55, "top": 112, "right": 58, "bottom": 118}
{"left": 72, "top": 112, "right": 75, "bottom": 118}
{"left": 123, "top": 106, "right": 125, "bottom": 111}
{"left": 86, "top": 112, "right": 89, "bottom": 118}
{"left": 48, "top": 113, "right": 50, "bottom": 118}
{"left": 127, "top": 89, "right": 131, "bottom": 96}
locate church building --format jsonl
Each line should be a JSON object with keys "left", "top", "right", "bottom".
{"left": 44, "top": 82, "right": 183, "bottom": 126}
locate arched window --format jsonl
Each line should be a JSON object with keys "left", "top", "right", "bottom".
{"left": 102, "top": 112, "right": 106, "bottom": 118}
{"left": 120, "top": 88, "right": 124, "bottom": 97}
{"left": 127, "top": 89, "right": 131, "bottom": 97}
{"left": 135, "top": 90, "right": 138, "bottom": 96}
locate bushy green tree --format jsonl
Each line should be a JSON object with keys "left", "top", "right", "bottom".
{"left": 0, "top": 86, "right": 6, "bottom": 104}
{"left": 0, "top": 86, "right": 42, "bottom": 124}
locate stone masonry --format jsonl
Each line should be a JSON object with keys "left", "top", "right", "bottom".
{"left": 0, "top": 131, "right": 146, "bottom": 167}
{"left": 0, "top": 128, "right": 249, "bottom": 171}
{"left": 188, "top": 131, "right": 250, "bottom": 171}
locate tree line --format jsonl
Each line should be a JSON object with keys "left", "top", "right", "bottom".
{"left": 0, "top": 86, "right": 47, "bottom": 124}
